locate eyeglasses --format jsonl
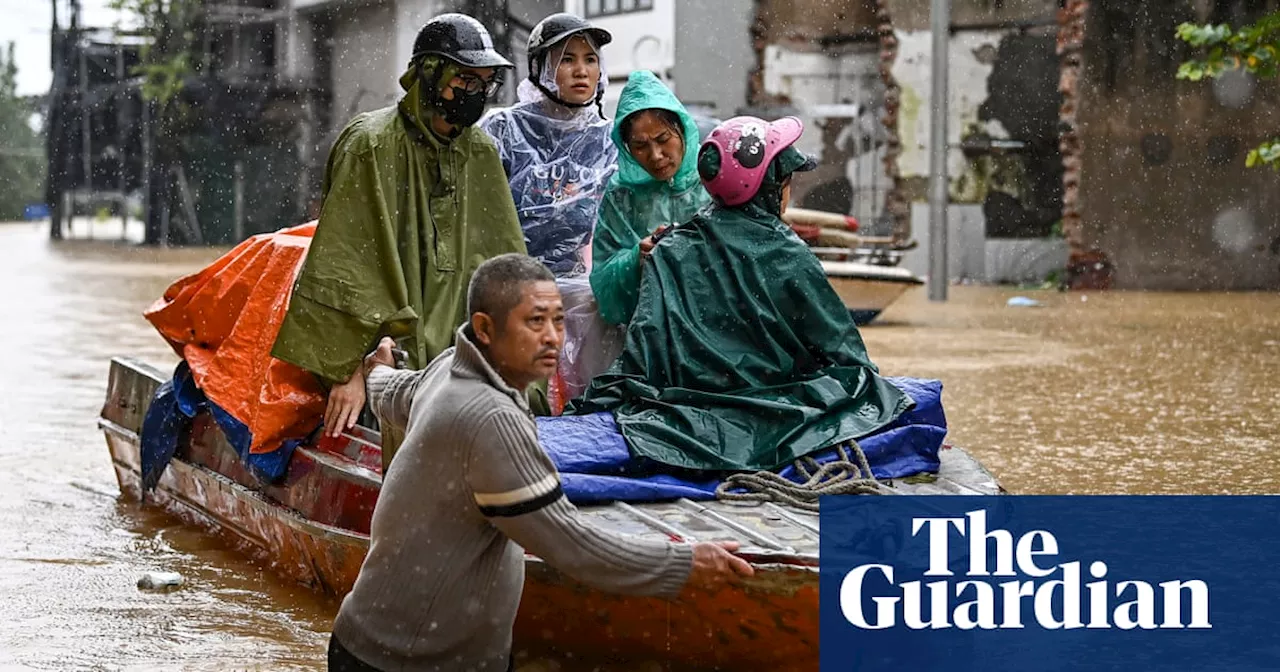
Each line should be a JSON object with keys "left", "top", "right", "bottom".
{"left": 452, "top": 73, "right": 503, "bottom": 97}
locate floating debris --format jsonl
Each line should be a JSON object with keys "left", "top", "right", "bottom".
{"left": 1006, "top": 296, "right": 1043, "bottom": 308}
{"left": 137, "top": 571, "right": 183, "bottom": 592}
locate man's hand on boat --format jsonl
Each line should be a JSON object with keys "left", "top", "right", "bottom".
{"left": 686, "top": 540, "right": 755, "bottom": 592}
{"left": 324, "top": 372, "right": 366, "bottom": 438}
{"left": 323, "top": 337, "right": 396, "bottom": 438}
{"left": 362, "top": 336, "right": 399, "bottom": 375}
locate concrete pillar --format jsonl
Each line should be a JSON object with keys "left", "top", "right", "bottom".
{"left": 279, "top": 10, "right": 317, "bottom": 86}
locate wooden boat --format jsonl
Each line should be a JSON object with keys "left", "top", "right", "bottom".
{"left": 783, "top": 207, "right": 925, "bottom": 325}
{"left": 99, "top": 356, "right": 1001, "bottom": 670}
{"left": 820, "top": 257, "right": 925, "bottom": 325}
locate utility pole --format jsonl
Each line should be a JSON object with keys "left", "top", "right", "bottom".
{"left": 117, "top": 43, "right": 128, "bottom": 241}
{"left": 928, "top": 0, "right": 950, "bottom": 301}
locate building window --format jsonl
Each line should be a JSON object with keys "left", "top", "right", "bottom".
{"left": 586, "top": 0, "right": 653, "bottom": 18}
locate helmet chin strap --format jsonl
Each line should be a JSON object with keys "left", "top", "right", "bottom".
{"left": 529, "top": 52, "right": 606, "bottom": 118}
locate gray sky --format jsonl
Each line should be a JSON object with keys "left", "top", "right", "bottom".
{"left": 2, "top": 0, "right": 127, "bottom": 96}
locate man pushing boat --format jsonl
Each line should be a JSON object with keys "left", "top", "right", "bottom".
{"left": 327, "top": 254, "right": 752, "bottom": 672}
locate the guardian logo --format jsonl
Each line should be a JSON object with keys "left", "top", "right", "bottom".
{"left": 840, "top": 510, "right": 1212, "bottom": 631}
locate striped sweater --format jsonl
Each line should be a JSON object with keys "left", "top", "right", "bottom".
{"left": 331, "top": 325, "right": 694, "bottom": 671}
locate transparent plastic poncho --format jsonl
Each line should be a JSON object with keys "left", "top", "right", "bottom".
{"left": 479, "top": 36, "right": 618, "bottom": 278}
{"left": 481, "top": 37, "right": 625, "bottom": 411}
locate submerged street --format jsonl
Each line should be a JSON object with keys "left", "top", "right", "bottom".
{"left": 1, "top": 220, "right": 1277, "bottom": 669}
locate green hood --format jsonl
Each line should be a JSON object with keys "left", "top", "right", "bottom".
{"left": 609, "top": 71, "right": 702, "bottom": 192}
{"left": 396, "top": 56, "right": 462, "bottom": 143}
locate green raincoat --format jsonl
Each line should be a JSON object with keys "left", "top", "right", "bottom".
{"left": 271, "top": 62, "right": 537, "bottom": 462}
{"left": 589, "top": 71, "right": 711, "bottom": 326}
{"left": 569, "top": 149, "right": 913, "bottom": 473}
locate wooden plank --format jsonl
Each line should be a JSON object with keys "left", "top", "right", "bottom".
{"left": 676, "top": 499, "right": 793, "bottom": 552}
{"left": 101, "top": 357, "right": 165, "bottom": 434}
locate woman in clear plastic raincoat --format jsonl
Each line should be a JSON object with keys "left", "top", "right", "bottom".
{"left": 479, "top": 13, "right": 621, "bottom": 410}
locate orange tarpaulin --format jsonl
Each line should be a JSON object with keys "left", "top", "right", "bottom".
{"left": 144, "top": 221, "right": 600, "bottom": 457}
{"left": 144, "top": 222, "right": 326, "bottom": 456}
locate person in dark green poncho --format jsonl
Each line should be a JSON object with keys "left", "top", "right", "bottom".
{"left": 568, "top": 116, "right": 914, "bottom": 473}
{"left": 270, "top": 14, "right": 539, "bottom": 469}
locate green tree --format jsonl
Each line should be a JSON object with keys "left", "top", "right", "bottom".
{"left": 109, "top": 0, "right": 197, "bottom": 109}
{"left": 0, "top": 42, "right": 46, "bottom": 220}
{"left": 108, "top": 0, "right": 202, "bottom": 244}
{"left": 1176, "top": 11, "right": 1280, "bottom": 170}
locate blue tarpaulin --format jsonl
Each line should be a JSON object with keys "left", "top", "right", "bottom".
{"left": 539, "top": 377, "right": 947, "bottom": 504}
{"left": 140, "top": 362, "right": 300, "bottom": 489}
{"left": 141, "top": 364, "right": 946, "bottom": 505}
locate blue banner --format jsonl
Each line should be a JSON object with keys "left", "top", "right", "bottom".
{"left": 819, "top": 496, "right": 1280, "bottom": 671}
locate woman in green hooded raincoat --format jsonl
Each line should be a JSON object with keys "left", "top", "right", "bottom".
{"left": 589, "top": 71, "right": 712, "bottom": 326}
{"left": 570, "top": 116, "right": 913, "bottom": 473}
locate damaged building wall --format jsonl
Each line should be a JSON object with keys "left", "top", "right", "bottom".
{"left": 747, "top": 0, "right": 908, "bottom": 236}
{"left": 892, "top": 0, "right": 1061, "bottom": 28}
{"left": 1070, "top": 0, "right": 1280, "bottom": 290}
{"left": 890, "top": 0, "right": 1063, "bottom": 243}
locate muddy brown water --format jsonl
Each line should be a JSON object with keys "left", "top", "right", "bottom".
{"left": 1, "top": 220, "right": 1276, "bottom": 670}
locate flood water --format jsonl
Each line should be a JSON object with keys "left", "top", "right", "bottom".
{"left": 0, "top": 219, "right": 1276, "bottom": 670}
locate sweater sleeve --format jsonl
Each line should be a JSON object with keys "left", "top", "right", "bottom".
{"left": 464, "top": 408, "right": 693, "bottom": 598}
{"left": 589, "top": 188, "right": 646, "bottom": 326}
{"left": 365, "top": 365, "right": 425, "bottom": 435}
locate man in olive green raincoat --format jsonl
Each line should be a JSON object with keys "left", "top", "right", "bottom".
{"left": 271, "top": 14, "right": 532, "bottom": 468}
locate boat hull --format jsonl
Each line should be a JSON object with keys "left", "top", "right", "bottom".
{"left": 821, "top": 260, "right": 924, "bottom": 325}
{"left": 99, "top": 356, "right": 1000, "bottom": 669}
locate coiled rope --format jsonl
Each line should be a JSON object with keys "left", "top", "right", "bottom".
{"left": 714, "top": 441, "right": 892, "bottom": 512}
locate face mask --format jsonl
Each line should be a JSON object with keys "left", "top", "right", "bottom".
{"left": 436, "top": 85, "right": 488, "bottom": 129}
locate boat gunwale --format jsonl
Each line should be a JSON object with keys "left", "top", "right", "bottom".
{"left": 101, "top": 411, "right": 826, "bottom": 568}
{"left": 820, "top": 261, "right": 926, "bottom": 285}
{"left": 99, "top": 355, "right": 1002, "bottom": 570}
{"left": 101, "top": 416, "right": 372, "bottom": 548}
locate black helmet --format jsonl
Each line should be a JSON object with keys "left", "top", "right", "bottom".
{"left": 527, "top": 13, "right": 612, "bottom": 62}
{"left": 526, "top": 13, "right": 611, "bottom": 109}
{"left": 412, "top": 13, "right": 513, "bottom": 69}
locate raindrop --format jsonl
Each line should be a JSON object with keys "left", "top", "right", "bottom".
{"left": 1212, "top": 207, "right": 1256, "bottom": 254}
{"left": 1212, "top": 68, "right": 1256, "bottom": 109}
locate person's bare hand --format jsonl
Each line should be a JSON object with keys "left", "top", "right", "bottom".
{"left": 685, "top": 541, "right": 754, "bottom": 593}
{"left": 362, "top": 337, "right": 397, "bottom": 377}
{"left": 639, "top": 235, "right": 658, "bottom": 257}
{"left": 639, "top": 224, "right": 670, "bottom": 257}
{"left": 324, "top": 372, "right": 366, "bottom": 438}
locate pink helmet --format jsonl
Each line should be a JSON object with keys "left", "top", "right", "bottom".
{"left": 699, "top": 115, "right": 807, "bottom": 207}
